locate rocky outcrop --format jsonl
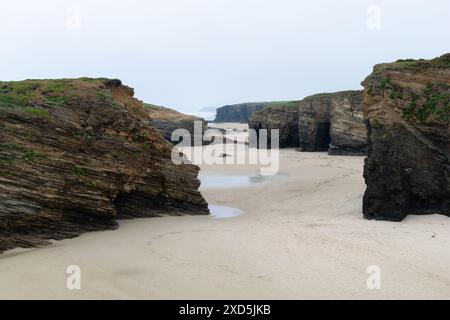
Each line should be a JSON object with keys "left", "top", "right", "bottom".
{"left": 0, "top": 78, "right": 209, "bottom": 253}
{"left": 362, "top": 54, "right": 450, "bottom": 221}
{"left": 298, "top": 93, "right": 334, "bottom": 151}
{"left": 298, "top": 91, "right": 366, "bottom": 154}
{"left": 328, "top": 91, "right": 367, "bottom": 155}
{"left": 144, "top": 104, "right": 207, "bottom": 145}
{"left": 248, "top": 102, "right": 299, "bottom": 148}
{"left": 214, "top": 103, "right": 268, "bottom": 122}
{"left": 247, "top": 93, "right": 367, "bottom": 153}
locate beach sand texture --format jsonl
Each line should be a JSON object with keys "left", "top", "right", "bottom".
{"left": 1, "top": 144, "right": 450, "bottom": 299}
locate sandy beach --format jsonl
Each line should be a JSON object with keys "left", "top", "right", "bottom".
{"left": 0, "top": 0, "right": 448, "bottom": 303}
{"left": 1, "top": 143, "right": 450, "bottom": 299}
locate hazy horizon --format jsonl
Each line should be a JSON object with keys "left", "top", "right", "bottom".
{"left": 1, "top": 0, "right": 449, "bottom": 115}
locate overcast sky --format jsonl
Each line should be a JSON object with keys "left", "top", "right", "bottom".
{"left": 1, "top": 0, "right": 449, "bottom": 114}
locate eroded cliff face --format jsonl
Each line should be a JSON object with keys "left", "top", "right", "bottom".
{"left": 248, "top": 93, "right": 367, "bottom": 153}
{"left": 214, "top": 103, "right": 267, "bottom": 123}
{"left": 0, "top": 78, "right": 209, "bottom": 253}
{"left": 298, "top": 91, "right": 367, "bottom": 154}
{"left": 144, "top": 104, "right": 207, "bottom": 145}
{"left": 329, "top": 91, "right": 367, "bottom": 155}
{"left": 298, "top": 94, "right": 333, "bottom": 151}
{"left": 362, "top": 54, "right": 450, "bottom": 221}
{"left": 248, "top": 102, "right": 299, "bottom": 148}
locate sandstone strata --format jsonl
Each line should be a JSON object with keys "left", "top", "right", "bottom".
{"left": 298, "top": 91, "right": 366, "bottom": 154}
{"left": 248, "top": 92, "right": 367, "bottom": 154}
{"left": 248, "top": 102, "right": 299, "bottom": 148}
{"left": 297, "top": 93, "right": 333, "bottom": 151}
{"left": 0, "top": 78, "right": 209, "bottom": 253}
{"left": 362, "top": 54, "right": 450, "bottom": 221}
{"left": 144, "top": 104, "right": 207, "bottom": 145}
{"left": 328, "top": 91, "right": 367, "bottom": 155}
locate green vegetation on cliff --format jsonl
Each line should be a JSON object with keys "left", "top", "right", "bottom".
{"left": 365, "top": 54, "right": 450, "bottom": 125}
{"left": 301, "top": 90, "right": 361, "bottom": 102}
{"left": 0, "top": 78, "right": 119, "bottom": 119}
{"left": 252, "top": 101, "right": 298, "bottom": 115}
{"left": 395, "top": 54, "right": 450, "bottom": 69}
{"left": 373, "top": 53, "right": 450, "bottom": 73}
{"left": 0, "top": 79, "right": 74, "bottom": 107}
{"left": 403, "top": 83, "right": 450, "bottom": 124}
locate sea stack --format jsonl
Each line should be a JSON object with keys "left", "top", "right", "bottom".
{"left": 362, "top": 54, "right": 450, "bottom": 221}
{"left": 0, "top": 78, "right": 209, "bottom": 253}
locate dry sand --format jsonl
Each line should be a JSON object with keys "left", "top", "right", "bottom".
{"left": 1, "top": 145, "right": 450, "bottom": 299}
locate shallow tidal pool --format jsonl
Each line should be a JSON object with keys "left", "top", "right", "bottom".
{"left": 208, "top": 205, "right": 244, "bottom": 219}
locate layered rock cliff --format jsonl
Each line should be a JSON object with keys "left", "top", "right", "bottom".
{"left": 297, "top": 93, "right": 334, "bottom": 151}
{"left": 144, "top": 104, "right": 207, "bottom": 145}
{"left": 0, "top": 78, "right": 209, "bottom": 253}
{"left": 214, "top": 103, "right": 268, "bottom": 122}
{"left": 328, "top": 91, "right": 367, "bottom": 155}
{"left": 248, "top": 93, "right": 367, "bottom": 153}
{"left": 362, "top": 54, "right": 450, "bottom": 221}
{"left": 248, "top": 102, "right": 299, "bottom": 148}
{"left": 298, "top": 91, "right": 366, "bottom": 154}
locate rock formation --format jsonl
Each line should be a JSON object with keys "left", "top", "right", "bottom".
{"left": 362, "top": 54, "right": 450, "bottom": 221}
{"left": 144, "top": 104, "right": 207, "bottom": 145}
{"left": 328, "top": 91, "right": 367, "bottom": 155}
{"left": 248, "top": 92, "right": 367, "bottom": 154}
{"left": 298, "top": 91, "right": 366, "bottom": 154}
{"left": 297, "top": 93, "right": 333, "bottom": 151}
{"left": 0, "top": 78, "right": 209, "bottom": 253}
{"left": 248, "top": 102, "right": 299, "bottom": 148}
{"left": 214, "top": 103, "right": 269, "bottom": 123}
